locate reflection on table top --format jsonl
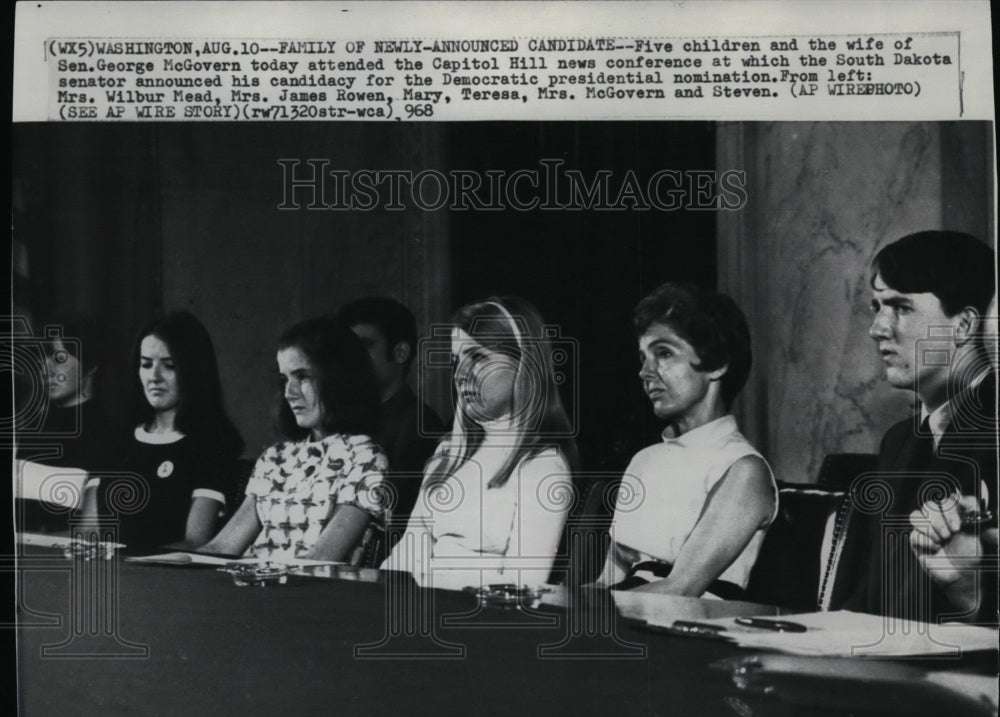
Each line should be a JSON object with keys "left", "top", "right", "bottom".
{"left": 14, "top": 546, "right": 999, "bottom": 717}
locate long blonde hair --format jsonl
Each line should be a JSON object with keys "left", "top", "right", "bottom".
{"left": 425, "top": 297, "right": 579, "bottom": 489}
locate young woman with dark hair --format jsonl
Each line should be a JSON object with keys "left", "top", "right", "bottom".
{"left": 86, "top": 311, "right": 244, "bottom": 549}
{"left": 382, "top": 296, "right": 579, "bottom": 590}
{"left": 199, "top": 316, "right": 388, "bottom": 562}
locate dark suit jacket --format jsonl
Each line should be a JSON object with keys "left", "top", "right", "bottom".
{"left": 831, "top": 372, "right": 998, "bottom": 623}
{"left": 375, "top": 386, "right": 445, "bottom": 526}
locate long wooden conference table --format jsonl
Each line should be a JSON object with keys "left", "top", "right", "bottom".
{"left": 14, "top": 544, "right": 998, "bottom": 717}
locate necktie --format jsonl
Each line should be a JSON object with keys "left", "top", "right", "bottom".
{"left": 908, "top": 417, "right": 936, "bottom": 473}
{"left": 883, "top": 416, "right": 936, "bottom": 619}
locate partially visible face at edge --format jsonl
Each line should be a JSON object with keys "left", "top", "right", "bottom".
{"left": 985, "top": 292, "right": 998, "bottom": 371}
{"left": 45, "top": 338, "right": 87, "bottom": 407}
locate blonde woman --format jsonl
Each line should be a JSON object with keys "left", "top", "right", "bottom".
{"left": 383, "top": 297, "right": 579, "bottom": 590}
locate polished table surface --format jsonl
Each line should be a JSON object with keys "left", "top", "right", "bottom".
{"left": 15, "top": 549, "right": 998, "bottom": 717}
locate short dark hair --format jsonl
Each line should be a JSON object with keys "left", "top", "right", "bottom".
{"left": 338, "top": 297, "right": 418, "bottom": 370}
{"left": 871, "top": 231, "right": 995, "bottom": 316}
{"left": 634, "top": 283, "right": 752, "bottom": 410}
{"left": 134, "top": 311, "right": 244, "bottom": 459}
{"left": 276, "top": 316, "right": 380, "bottom": 440}
{"left": 43, "top": 311, "right": 108, "bottom": 376}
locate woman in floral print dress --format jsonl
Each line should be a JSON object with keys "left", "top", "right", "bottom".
{"left": 200, "top": 316, "right": 388, "bottom": 563}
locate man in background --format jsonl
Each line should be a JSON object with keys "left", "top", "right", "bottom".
{"left": 339, "top": 297, "right": 445, "bottom": 528}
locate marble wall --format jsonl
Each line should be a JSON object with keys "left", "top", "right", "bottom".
{"left": 718, "top": 122, "right": 994, "bottom": 484}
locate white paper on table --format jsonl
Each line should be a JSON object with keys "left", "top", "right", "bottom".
{"left": 699, "top": 610, "right": 998, "bottom": 657}
{"left": 14, "top": 460, "right": 89, "bottom": 508}
{"left": 124, "top": 552, "right": 250, "bottom": 566}
{"left": 17, "top": 532, "right": 70, "bottom": 548}
{"left": 16, "top": 532, "right": 126, "bottom": 549}
{"left": 611, "top": 589, "right": 781, "bottom": 624}
{"left": 124, "top": 552, "right": 345, "bottom": 568}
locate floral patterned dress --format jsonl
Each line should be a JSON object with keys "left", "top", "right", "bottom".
{"left": 245, "top": 433, "right": 388, "bottom": 562}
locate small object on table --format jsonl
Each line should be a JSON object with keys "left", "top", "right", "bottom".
{"left": 636, "top": 620, "right": 736, "bottom": 643}
{"left": 218, "top": 562, "right": 289, "bottom": 587}
{"left": 734, "top": 617, "right": 808, "bottom": 633}
{"left": 463, "top": 583, "right": 551, "bottom": 610}
{"left": 673, "top": 620, "right": 727, "bottom": 633}
{"left": 712, "top": 654, "right": 998, "bottom": 717}
{"left": 62, "top": 538, "right": 121, "bottom": 561}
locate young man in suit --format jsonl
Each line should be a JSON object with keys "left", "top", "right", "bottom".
{"left": 832, "top": 231, "right": 997, "bottom": 623}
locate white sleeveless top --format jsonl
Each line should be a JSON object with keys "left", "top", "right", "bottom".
{"left": 607, "top": 415, "right": 778, "bottom": 590}
{"left": 382, "top": 424, "right": 572, "bottom": 591}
